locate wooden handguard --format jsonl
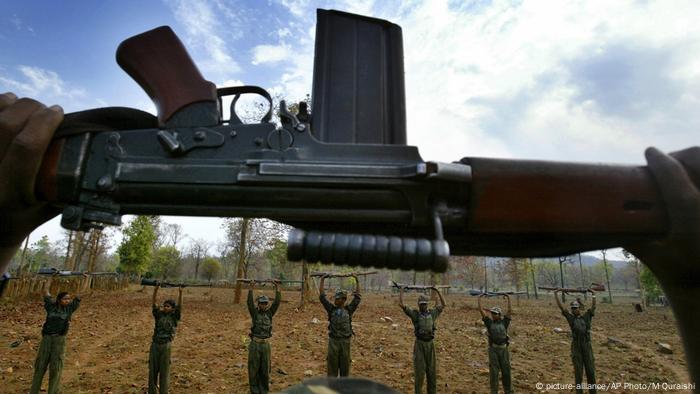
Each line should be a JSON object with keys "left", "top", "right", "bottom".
{"left": 116, "top": 26, "right": 217, "bottom": 125}
{"left": 462, "top": 157, "right": 668, "bottom": 235}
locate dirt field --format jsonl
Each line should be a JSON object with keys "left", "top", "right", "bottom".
{"left": 0, "top": 287, "right": 692, "bottom": 393}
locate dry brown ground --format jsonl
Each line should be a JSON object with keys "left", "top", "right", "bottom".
{"left": 0, "top": 287, "right": 692, "bottom": 393}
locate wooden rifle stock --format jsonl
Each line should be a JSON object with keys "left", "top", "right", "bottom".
{"left": 447, "top": 157, "right": 669, "bottom": 257}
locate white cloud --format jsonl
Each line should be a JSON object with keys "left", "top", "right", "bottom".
{"left": 0, "top": 65, "right": 87, "bottom": 104}
{"left": 167, "top": 0, "right": 241, "bottom": 79}
{"left": 373, "top": 0, "right": 700, "bottom": 162}
{"left": 251, "top": 44, "right": 292, "bottom": 65}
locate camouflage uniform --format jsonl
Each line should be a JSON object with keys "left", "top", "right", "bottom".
{"left": 148, "top": 304, "right": 181, "bottom": 394}
{"left": 247, "top": 290, "right": 281, "bottom": 394}
{"left": 482, "top": 314, "right": 513, "bottom": 394}
{"left": 402, "top": 303, "right": 444, "bottom": 394}
{"left": 562, "top": 305, "right": 596, "bottom": 394}
{"left": 30, "top": 295, "right": 81, "bottom": 394}
{"left": 320, "top": 290, "right": 361, "bottom": 377}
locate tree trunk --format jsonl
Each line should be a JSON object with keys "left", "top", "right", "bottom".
{"left": 86, "top": 229, "right": 103, "bottom": 272}
{"left": 602, "top": 250, "right": 613, "bottom": 304}
{"left": 300, "top": 260, "right": 311, "bottom": 308}
{"left": 194, "top": 249, "right": 202, "bottom": 279}
{"left": 530, "top": 259, "right": 538, "bottom": 300}
{"left": 18, "top": 235, "right": 30, "bottom": 275}
{"left": 578, "top": 253, "right": 587, "bottom": 300}
{"left": 233, "top": 218, "right": 249, "bottom": 304}
{"left": 635, "top": 259, "right": 646, "bottom": 307}
{"left": 63, "top": 231, "right": 74, "bottom": 269}
{"left": 558, "top": 257, "right": 566, "bottom": 303}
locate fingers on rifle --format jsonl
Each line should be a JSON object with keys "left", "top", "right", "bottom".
{"left": 645, "top": 147, "right": 700, "bottom": 226}
{"left": 670, "top": 146, "right": 700, "bottom": 189}
{"left": 0, "top": 92, "right": 18, "bottom": 111}
{"left": 0, "top": 97, "right": 46, "bottom": 157}
{"left": 3, "top": 104, "right": 63, "bottom": 203}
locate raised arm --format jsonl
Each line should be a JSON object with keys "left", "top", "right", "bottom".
{"left": 247, "top": 281, "right": 255, "bottom": 316}
{"left": 554, "top": 289, "right": 565, "bottom": 313}
{"left": 152, "top": 283, "right": 159, "bottom": 307}
{"left": 434, "top": 287, "right": 446, "bottom": 309}
{"left": 478, "top": 294, "right": 487, "bottom": 318}
{"left": 504, "top": 294, "right": 512, "bottom": 317}
{"left": 399, "top": 286, "right": 405, "bottom": 308}
{"left": 589, "top": 289, "right": 596, "bottom": 312}
{"left": 319, "top": 275, "right": 326, "bottom": 295}
{"left": 270, "top": 281, "right": 282, "bottom": 316}
{"left": 44, "top": 275, "right": 54, "bottom": 297}
{"left": 178, "top": 286, "right": 183, "bottom": 309}
{"left": 352, "top": 274, "right": 360, "bottom": 295}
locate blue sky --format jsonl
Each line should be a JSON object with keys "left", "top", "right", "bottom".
{"left": 2, "top": 0, "right": 700, "bottom": 256}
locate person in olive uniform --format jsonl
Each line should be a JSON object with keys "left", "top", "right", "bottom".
{"left": 319, "top": 274, "right": 361, "bottom": 377}
{"left": 149, "top": 284, "right": 183, "bottom": 394}
{"left": 555, "top": 289, "right": 597, "bottom": 394}
{"left": 399, "top": 286, "right": 445, "bottom": 394}
{"left": 247, "top": 280, "right": 282, "bottom": 394}
{"left": 478, "top": 293, "right": 513, "bottom": 394}
{"left": 30, "top": 274, "right": 83, "bottom": 394}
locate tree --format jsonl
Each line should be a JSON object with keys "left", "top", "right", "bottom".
{"left": 117, "top": 216, "right": 156, "bottom": 275}
{"left": 27, "top": 235, "right": 55, "bottom": 272}
{"left": 151, "top": 246, "right": 182, "bottom": 280}
{"left": 222, "top": 217, "right": 289, "bottom": 303}
{"left": 622, "top": 249, "right": 646, "bottom": 307}
{"left": 201, "top": 257, "right": 222, "bottom": 282}
{"left": 188, "top": 238, "right": 210, "bottom": 279}
{"left": 640, "top": 264, "right": 663, "bottom": 304}
{"left": 601, "top": 249, "right": 614, "bottom": 304}
{"left": 266, "top": 238, "right": 289, "bottom": 279}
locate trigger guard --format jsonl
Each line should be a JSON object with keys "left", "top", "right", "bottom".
{"left": 217, "top": 85, "right": 273, "bottom": 125}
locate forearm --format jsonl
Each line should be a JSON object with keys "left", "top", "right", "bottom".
{"left": 437, "top": 291, "right": 446, "bottom": 307}
{"left": 398, "top": 289, "right": 404, "bottom": 307}
{"left": 152, "top": 288, "right": 158, "bottom": 306}
{"left": 554, "top": 292, "right": 564, "bottom": 311}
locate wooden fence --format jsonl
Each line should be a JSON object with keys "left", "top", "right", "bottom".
{"left": 0, "top": 274, "right": 131, "bottom": 301}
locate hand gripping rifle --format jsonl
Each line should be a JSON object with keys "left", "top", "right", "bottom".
{"left": 35, "top": 10, "right": 677, "bottom": 274}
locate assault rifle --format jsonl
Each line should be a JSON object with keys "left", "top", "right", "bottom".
{"left": 468, "top": 290, "right": 526, "bottom": 297}
{"left": 140, "top": 278, "right": 211, "bottom": 288}
{"left": 37, "top": 268, "right": 87, "bottom": 276}
{"left": 236, "top": 278, "right": 281, "bottom": 286}
{"left": 391, "top": 281, "right": 450, "bottom": 291}
{"left": 311, "top": 271, "right": 377, "bottom": 278}
{"left": 538, "top": 283, "right": 606, "bottom": 293}
{"left": 36, "top": 10, "right": 675, "bottom": 275}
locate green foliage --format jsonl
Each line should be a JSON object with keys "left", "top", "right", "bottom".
{"left": 640, "top": 265, "right": 663, "bottom": 301}
{"left": 201, "top": 257, "right": 222, "bottom": 282}
{"left": 117, "top": 216, "right": 156, "bottom": 275}
{"left": 265, "top": 239, "right": 288, "bottom": 279}
{"left": 591, "top": 260, "right": 614, "bottom": 283}
{"left": 151, "top": 246, "right": 181, "bottom": 280}
{"left": 26, "top": 236, "right": 60, "bottom": 272}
